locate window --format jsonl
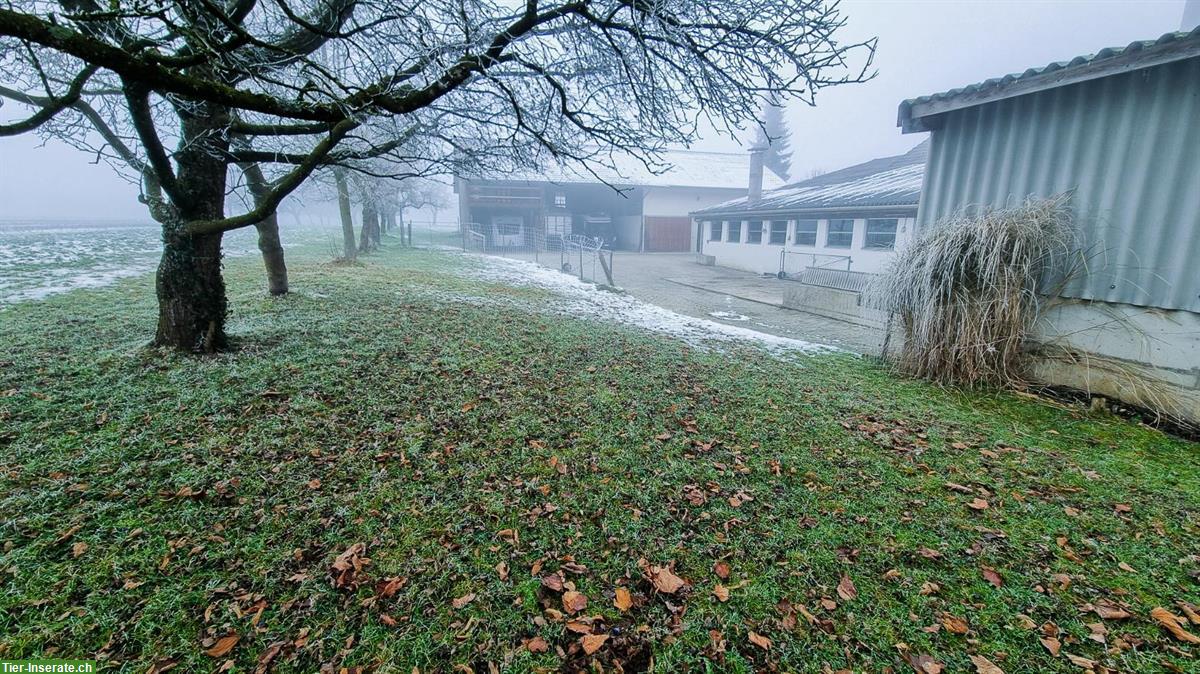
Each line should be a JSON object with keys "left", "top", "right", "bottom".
{"left": 747, "top": 220, "right": 763, "bottom": 244}
{"left": 826, "top": 219, "right": 854, "bottom": 248}
{"left": 725, "top": 220, "right": 742, "bottom": 243}
{"left": 708, "top": 220, "right": 721, "bottom": 242}
{"left": 553, "top": 192, "right": 566, "bottom": 208}
{"left": 865, "top": 218, "right": 898, "bottom": 250}
{"left": 768, "top": 220, "right": 788, "bottom": 245}
{"left": 794, "top": 219, "right": 818, "bottom": 246}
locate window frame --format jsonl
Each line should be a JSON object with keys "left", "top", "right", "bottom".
{"left": 793, "top": 219, "right": 818, "bottom": 247}
{"left": 864, "top": 218, "right": 898, "bottom": 250}
{"left": 825, "top": 218, "right": 855, "bottom": 249}
{"left": 708, "top": 220, "right": 721, "bottom": 242}
{"left": 768, "top": 220, "right": 788, "bottom": 245}
{"left": 725, "top": 220, "right": 742, "bottom": 243}
{"left": 746, "top": 220, "right": 764, "bottom": 244}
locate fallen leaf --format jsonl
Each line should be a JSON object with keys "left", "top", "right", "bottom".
{"left": 562, "top": 591, "right": 588, "bottom": 614}
{"left": 640, "top": 559, "right": 687, "bottom": 594}
{"left": 205, "top": 633, "right": 239, "bottom": 658}
{"left": 655, "top": 431, "right": 672, "bottom": 441}
{"left": 969, "top": 654, "right": 1005, "bottom": 674}
{"left": 1151, "top": 606, "right": 1200, "bottom": 644}
{"left": 942, "top": 614, "right": 969, "bottom": 635}
{"left": 540, "top": 575, "right": 564, "bottom": 592}
{"left": 72, "top": 541, "right": 88, "bottom": 558}
{"left": 713, "top": 584, "right": 730, "bottom": 602}
{"left": 713, "top": 560, "right": 731, "bottom": 579}
{"left": 903, "top": 652, "right": 944, "bottom": 674}
{"left": 328, "top": 543, "right": 369, "bottom": 590}
{"left": 495, "top": 562, "right": 509, "bottom": 580}
{"left": 968, "top": 498, "right": 990, "bottom": 511}
{"left": 1089, "top": 601, "right": 1131, "bottom": 620}
{"left": 1177, "top": 601, "right": 1200, "bottom": 626}
{"left": 836, "top": 574, "right": 857, "bottom": 601}
{"left": 525, "top": 636, "right": 549, "bottom": 653}
{"left": 1064, "top": 653, "right": 1096, "bottom": 669}
{"left": 1041, "top": 636, "right": 1061, "bottom": 656}
{"left": 613, "top": 587, "right": 633, "bottom": 612}
{"left": 747, "top": 631, "right": 771, "bottom": 650}
{"left": 1063, "top": 506, "right": 1080, "bottom": 517}
{"left": 452, "top": 592, "right": 476, "bottom": 609}
{"left": 917, "top": 547, "right": 944, "bottom": 560}
{"left": 307, "top": 478, "right": 321, "bottom": 490}
{"left": 580, "top": 633, "right": 608, "bottom": 655}
{"left": 565, "top": 620, "right": 592, "bottom": 634}
{"left": 981, "top": 566, "right": 1004, "bottom": 589}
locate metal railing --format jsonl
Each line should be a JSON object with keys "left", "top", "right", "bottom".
{"left": 794, "top": 267, "right": 878, "bottom": 293}
{"left": 460, "top": 225, "right": 615, "bottom": 286}
{"left": 778, "top": 250, "right": 852, "bottom": 278}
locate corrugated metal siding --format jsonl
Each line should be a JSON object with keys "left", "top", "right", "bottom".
{"left": 918, "top": 57, "right": 1200, "bottom": 313}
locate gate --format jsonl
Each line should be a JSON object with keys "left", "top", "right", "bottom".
{"left": 643, "top": 216, "right": 692, "bottom": 252}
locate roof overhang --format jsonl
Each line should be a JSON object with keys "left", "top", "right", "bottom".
{"left": 898, "top": 31, "right": 1200, "bottom": 134}
{"left": 689, "top": 203, "right": 918, "bottom": 220}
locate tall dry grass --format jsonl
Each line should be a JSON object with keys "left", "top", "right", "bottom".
{"left": 872, "top": 195, "right": 1077, "bottom": 388}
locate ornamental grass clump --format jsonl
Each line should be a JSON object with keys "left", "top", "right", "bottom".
{"left": 873, "top": 195, "right": 1076, "bottom": 388}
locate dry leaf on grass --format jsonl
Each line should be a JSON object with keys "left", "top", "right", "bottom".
{"left": 639, "top": 559, "right": 687, "bottom": 594}
{"left": 525, "top": 636, "right": 549, "bottom": 653}
{"left": 204, "top": 633, "right": 239, "bottom": 658}
{"left": 1040, "top": 636, "right": 1061, "bottom": 656}
{"left": 1151, "top": 606, "right": 1200, "bottom": 644}
{"left": 613, "top": 587, "right": 633, "bottom": 612}
{"left": 713, "top": 561, "right": 731, "bottom": 579}
{"left": 981, "top": 566, "right": 1004, "bottom": 589}
{"left": 580, "top": 633, "right": 608, "bottom": 655}
{"left": 713, "top": 584, "right": 730, "bottom": 602}
{"left": 837, "top": 574, "right": 857, "bottom": 601}
{"left": 747, "top": 631, "right": 771, "bottom": 650}
{"left": 562, "top": 591, "right": 588, "bottom": 614}
{"left": 329, "top": 543, "right": 369, "bottom": 590}
{"left": 969, "top": 654, "right": 1005, "bottom": 674}
{"left": 451, "top": 593, "right": 475, "bottom": 609}
{"left": 942, "top": 614, "right": 969, "bottom": 635}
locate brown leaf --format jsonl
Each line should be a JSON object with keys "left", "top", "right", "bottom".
{"left": 613, "top": 587, "right": 633, "bottom": 612}
{"left": 205, "top": 633, "right": 239, "bottom": 658}
{"left": 71, "top": 541, "right": 88, "bottom": 558}
{"left": 580, "top": 633, "right": 609, "bottom": 655}
{"left": 713, "top": 561, "right": 731, "bottom": 579}
{"left": 452, "top": 592, "right": 476, "bottom": 609}
{"left": 969, "top": 654, "right": 1005, "bottom": 674}
{"left": 1064, "top": 653, "right": 1096, "bottom": 669}
{"left": 903, "top": 652, "right": 944, "bottom": 674}
{"left": 968, "top": 498, "right": 990, "bottom": 511}
{"left": 917, "top": 547, "right": 944, "bottom": 560}
{"left": 747, "top": 631, "right": 771, "bottom": 650}
{"left": 525, "top": 636, "right": 549, "bottom": 653}
{"left": 1040, "top": 636, "right": 1061, "bottom": 656}
{"left": 713, "top": 584, "right": 730, "bottom": 602}
{"left": 942, "top": 614, "right": 969, "bottom": 635}
{"left": 655, "top": 431, "right": 673, "bottom": 441}
{"left": 562, "top": 590, "right": 588, "bottom": 614}
{"left": 495, "top": 562, "right": 509, "bottom": 581}
{"left": 981, "top": 566, "right": 1004, "bottom": 589}
{"left": 1151, "top": 606, "right": 1200, "bottom": 644}
{"left": 328, "top": 543, "right": 369, "bottom": 590}
{"left": 1177, "top": 601, "right": 1200, "bottom": 626}
{"left": 640, "top": 559, "right": 687, "bottom": 594}
{"left": 565, "top": 620, "right": 592, "bottom": 634}
{"left": 1089, "top": 601, "right": 1131, "bottom": 620}
{"left": 836, "top": 573, "right": 857, "bottom": 601}
{"left": 540, "top": 575, "right": 564, "bottom": 592}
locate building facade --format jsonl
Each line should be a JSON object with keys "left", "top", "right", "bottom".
{"left": 690, "top": 142, "right": 927, "bottom": 276}
{"left": 455, "top": 150, "right": 782, "bottom": 252}
{"left": 898, "top": 28, "right": 1200, "bottom": 423}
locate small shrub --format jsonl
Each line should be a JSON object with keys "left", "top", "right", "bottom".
{"left": 872, "top": 195, "right": 1076, "bottom": 388}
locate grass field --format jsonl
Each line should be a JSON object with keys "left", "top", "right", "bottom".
{"left": 1, "top": 244, "right": 1197, "bottom": 673}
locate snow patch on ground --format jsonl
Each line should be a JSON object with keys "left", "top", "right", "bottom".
{"left": 463, "top": 253, "right": 837, "bottom": 355}
{"left": 708, "top": 311, "right": 749, "bottom": 322}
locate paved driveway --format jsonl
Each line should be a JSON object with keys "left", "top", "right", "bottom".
{"left": 489, "top": 250, "right": 887, "bottom": 354}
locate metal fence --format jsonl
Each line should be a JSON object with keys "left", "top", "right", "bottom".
{"left": 794, "top": 267, "right": 878, "bottom": 294}
{"left": 778, "top": 250, "right": 852, "bottom": 278}
{"left": 459, "top": 225, "right": 615, "bottom": 286}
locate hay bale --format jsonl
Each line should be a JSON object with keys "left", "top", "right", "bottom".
{"left": 871, "top": 196, "right": 1076, "bottom": 388}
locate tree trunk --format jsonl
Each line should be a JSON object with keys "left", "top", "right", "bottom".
{"left": 359, "top": 200, "right": 378, "bottom": 253}
{"left": 241, "top": 161, "right": 288, "bottom": 295}
{"left": 334, "top": 168, "right": 356, "bottom": 261}
{"left": 397, "top": 203, "right": 406, "bottom": 246}
{"left": 154, "top": 103, "right": 231, "bottom": 352}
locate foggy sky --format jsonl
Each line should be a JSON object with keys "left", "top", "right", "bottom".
{"left": 0, "top": 0, "right": 1189, "bottom": 221}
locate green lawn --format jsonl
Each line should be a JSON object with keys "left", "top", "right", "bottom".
{"left": 1, "top": 245, "right": 1197, "bottom": 673}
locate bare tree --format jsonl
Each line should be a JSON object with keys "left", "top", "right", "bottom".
{"left": 0, "top": 0, "right": 874, "bottom": 352}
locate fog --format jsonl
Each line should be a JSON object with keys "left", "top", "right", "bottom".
{"left": 0, "top": 0, "right": 1188, "bottom": 221}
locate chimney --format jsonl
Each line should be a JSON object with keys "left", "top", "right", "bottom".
{"left": 748, "top": 145, "right": 766, "bottom": 202}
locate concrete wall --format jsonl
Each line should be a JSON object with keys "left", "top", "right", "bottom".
{"left": 1029, "top": 299, "right": 1200, "bottom": 422}
{"left": 699, "top": 216, "right": 916, "bottom": 275}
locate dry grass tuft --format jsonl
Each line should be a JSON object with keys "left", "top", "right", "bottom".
{"left": 872, "top": 195, "right": 1076, "bottom": 388}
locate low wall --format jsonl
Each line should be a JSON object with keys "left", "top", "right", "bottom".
{"left": 1029, "top": 299, "right": 1200, "bottom": 424}
{"left": 782, "top": 284, "right": 887, "bottom": 328}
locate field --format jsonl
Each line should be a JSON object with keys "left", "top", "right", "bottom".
{"left": 0, "top": 242, "right": 1197, "bottom": 673}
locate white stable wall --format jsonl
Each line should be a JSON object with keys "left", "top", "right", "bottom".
{"left": 698, "top": 216, "right": 916, "bottom": 275}
{"left": 643, "top": 187, "right": 745, "bottom": 217}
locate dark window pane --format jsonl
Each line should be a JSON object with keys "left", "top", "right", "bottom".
{"left": 726, "top": 220, "right": 741, "bottom": 243}
{"left": 826, "top": 219, "right": 854, "bottom": 248}
{"left": 709, "top": 221, "right": 721, "bottom": 241}
{"left": 865, "top": 218, "right": 898, "bottom": 250}
{"left": 794, "top": 219, "right": 818, "bottom": 246}
{"left": 768, "top": 220, "right": 787, "bottom": 244}
{"left": 747, "top": 220, "right": 763, "bottom": 243}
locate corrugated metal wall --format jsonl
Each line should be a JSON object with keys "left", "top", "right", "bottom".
{"left": 917, "top": 57, "right": 1200, "bottom": 313}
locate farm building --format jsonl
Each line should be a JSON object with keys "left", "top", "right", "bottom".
{"left": 898, "top": 27, "right": 1200, "bottom": 423}
{"left": 454, "top": 150, "right": 782, "bottom": 252}
{"left": 690, "top": 141, "right": 927, "bottom": 277}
